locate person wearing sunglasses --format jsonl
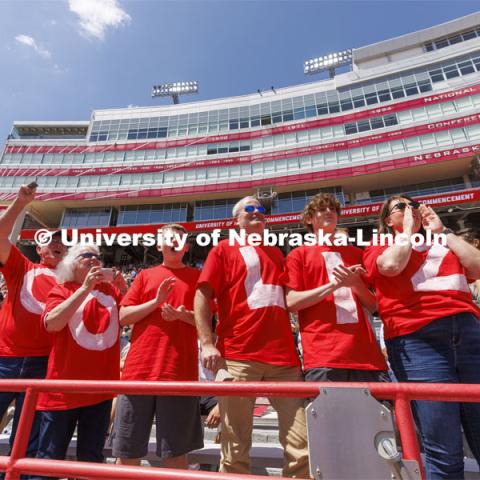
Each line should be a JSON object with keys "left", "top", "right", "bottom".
{"left": 282, "top": 192, "right": 387, "bottom": 386}
{"left": 363, "top": 195, "right": 480, "bottom": 479}
{"left": 195, "top": 196, "right": 309, "bottom": 478}
{"left": 0, "top": 185, "right": 68, "bottom": 463}
{"left": 33, "top": 243, "right": 121, "bottom": 478}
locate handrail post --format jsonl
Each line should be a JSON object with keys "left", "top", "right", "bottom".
{"left": 394, "top": 393, "right": 425, "bottom": 480}
{"left": 6, "top": 387, "right": 38, "bottom": 480}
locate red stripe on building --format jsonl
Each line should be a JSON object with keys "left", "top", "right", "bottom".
{"left": 18, "top": 188, "right": 480, "bottom": 239}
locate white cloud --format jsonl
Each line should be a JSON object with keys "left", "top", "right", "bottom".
{"left": 15, "top": 34, "right": 51, "bottom": 59}
{"left": 68, "top": 0, "right": 131, "bottom": 41}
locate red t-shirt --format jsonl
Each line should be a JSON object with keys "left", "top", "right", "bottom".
{"left": 282, "top": 245, "right": 387, "bottom": 371}
{"left": 37, "top": 282, "right": 121, "bottom": 410}
{"left": 121, "top": 265, "right": 199, "bottom": 381}
{"left": 198, "top": 240, "right": 299, "bottom": 366}
{"left": 363, "top": 243, "right": 480, "bottom": 340}
{"left": 0, "top": 246, "right": 56, "bottom": 357}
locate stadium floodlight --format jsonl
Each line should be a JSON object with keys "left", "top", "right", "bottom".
{"left": 304, "top": 49, "right": 353, "bottom": 78}
{"left": 151, "top": 81, "right": 199, "bottom": 104}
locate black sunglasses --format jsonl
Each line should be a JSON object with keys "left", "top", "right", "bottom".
{"left": 77, "top": 252, "right": 101, "bottom": 260}
{"left": 244, "top": 205, "right": 266, "bottom": 214}
{"left": 389, "top": 200, "right": 421, "bottom": 215}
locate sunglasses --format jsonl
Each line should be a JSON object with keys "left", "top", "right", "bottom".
{"left": 244, "top": 205, "right": 266, "bottom": 214}
{"left": 389, "top": 200, "right": 421, "bottom": 215}
{"left": 77, "top": 252, "right": 101, "bottom": 260}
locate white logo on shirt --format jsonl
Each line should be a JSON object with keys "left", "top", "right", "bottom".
{"left": 411, "top": 243, "right": 470, "bottom": 293}
{"left": 322, "top": 251, "right": 359, "bottom": 324}
{"left": 239, "top": 246, "right": 285, "bottom": 310}
{"left": 69, "top": 290, "right": 119, "bottom": 351}
{"left": 20, "top": 268, "right": 57, "bottom": 315}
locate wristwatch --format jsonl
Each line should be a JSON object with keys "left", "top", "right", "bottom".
{"left": 441, "top": 228, "right": 454, "bottom": 236}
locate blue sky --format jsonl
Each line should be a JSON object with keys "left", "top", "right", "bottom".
{"left": 0, "top": 0, "right": 478, "bottom": 140}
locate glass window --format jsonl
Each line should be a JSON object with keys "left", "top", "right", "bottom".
{"left": 328, "top": 102, "right": 340, "bottom": 114}
{"left": 377, "top": 89, "right": 391, "bottom": 102}
{"left": 357, "top": 120, "right": 370, "bottom": 132}
{"left": 429, "top": 69, "right": 444, "bottom": 83}
{"left": 340, "top": 99, "right": 353, "bottom": 111}
{"left": 261, "top": 115, "right": 272, "bottom": 126}
{"left": 365, "top": 93, "right": 378, "bottom": 105}
{"left": 352, "top": 95, "right": 365, "bottom": 108}
{"left": 370, "top": 117, "right": 384, "bottom": 129}
{"left": 420, "top": 133, "right": 436, "bottom": 149}
{"left": 435, "top": 38, "right": 449, "bottom": 49}
{"left": 451, "top": 128, "right": 467, "bottom": 143}
{"left": 443, "top": 65, "right": 460, "bottom": 79}
{"left": 316, "top": 104, "right": 328, "bottom": 115}
{"left": 404, "top": 84, "right": 419, "bottom": 96}
{"left": 383, "top": 114, "right": 398, "bottom": 127}
{"left": 418, "top": 80, "right": 432, "bottom": 93}
{"left": 462, "top": 30, "right": 477, "bottom": 41}
{"left": 449, "top": 35, "right": 462, "bottom": 45}
{"left": 344, "top": 123, "right": 357, "bottom": 135}
{"left": 350, "top": 148, "right": 363, "bottom": 162}
{"left": 391, "top": 86, "right": 405, "bottom": 99}
{"left": 293, "top": 108, "right": 305, "bottom": 120}
{"left": 404, "top": 137, "right": 422, "bottom": 152}
{"left": 458, "top": 60, "right": 475, "bottom": 75}
{"left": 251, "top": 116, "right": 261, "bottom": 127}
{"left": 363, "top": 144, "right": 377, "bottom": 159}
{"left": 390, "top": 140, "right": 405, "bottom": 154}
{"left": 435, "top": 130, "right": 452, "bottom": 146}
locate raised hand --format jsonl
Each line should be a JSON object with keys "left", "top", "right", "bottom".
{"left": 17, "top": 184, "right": 36, "bottom": 207}
{"left": 155, "top": 277, "right": 176, "bottom": 305}
{"left": 402, "top": 205, "right": 416, "bottom": 235}
{"left": 419, "top": 204, "right": 444, "bottom": 234}
{"left": 82, "top": 266, "right": 104, "bottom": 290}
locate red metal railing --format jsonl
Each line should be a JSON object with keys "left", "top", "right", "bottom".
{"left": 1, "top": 380, "right": 479, "bottom": 479}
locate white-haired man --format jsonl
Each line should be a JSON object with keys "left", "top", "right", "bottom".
{"left": 194, "top": 196, "right": 309, "bottom": 478}
{"left": 0, "top": 185, "right": 67, "bottom": 458}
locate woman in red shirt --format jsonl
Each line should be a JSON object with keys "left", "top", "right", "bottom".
{"left": 364, "top": 195, "right": 480, "bottom": 479}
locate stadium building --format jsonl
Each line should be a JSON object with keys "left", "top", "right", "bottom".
{"left": 1, "top": 12, "right": 480, "bottom": 264}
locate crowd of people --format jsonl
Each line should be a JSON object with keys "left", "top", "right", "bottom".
{"left": 0, "top": 184, "right": 479, "bottom": 479}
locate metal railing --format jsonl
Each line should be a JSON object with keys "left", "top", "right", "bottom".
{"left": 1, "top": 379, "right": 479, "bottom": 479}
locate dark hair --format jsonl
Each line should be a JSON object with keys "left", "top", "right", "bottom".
{"left": 378, "top": 194, "right": 416, "bottom": 234}
{"left": 302, "top": 193, "right": 341, "bottom": 232}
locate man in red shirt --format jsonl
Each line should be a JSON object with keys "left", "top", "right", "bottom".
{"left": 0, "top": 185, "right": 66, "bottom": 457}
{"left": 112, "top": 224, "right": 203, "bottom": 470}
{"left": 35, "top": 243, "right": 121, "bottom": 472}
{"left": 195, "top": 196, "right": 309, "bottom": 478}
{"left": 282, "top": 193, "right": 387, "bottom": 383}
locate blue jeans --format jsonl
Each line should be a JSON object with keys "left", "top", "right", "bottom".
{"left": 0, "top": 356, "right": 48, "bottom": 456}
{"left": 32, "top": 400, "right": 112, "bottom": 480}
{"left": 386, "top": 312, "right": 480, "bottom": 479}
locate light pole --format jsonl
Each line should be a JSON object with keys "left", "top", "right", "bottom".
{"left": 151, "top": 81, "right": 199, "bottom": 104}
{"left": 304, "top": 49, "right": 353, "bottom": 78}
